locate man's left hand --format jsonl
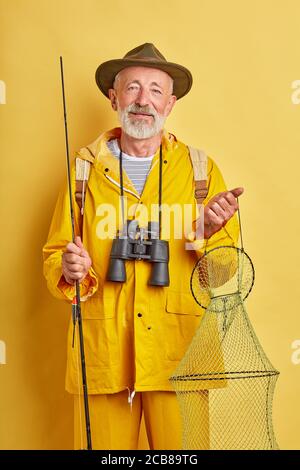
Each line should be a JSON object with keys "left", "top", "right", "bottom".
{"left": 203, "top": 187, "right": 244, "bottom": 239}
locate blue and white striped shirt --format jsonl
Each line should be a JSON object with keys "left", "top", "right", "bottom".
{"left": 107, "top": 139, "right": 154, "bottom": 195}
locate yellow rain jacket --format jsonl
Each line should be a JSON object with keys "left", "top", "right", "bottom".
{"left": 43, "top": 128, "right": 239, "bottom": 394}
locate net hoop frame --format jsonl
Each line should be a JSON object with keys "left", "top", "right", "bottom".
{"left": 190, "top": 245, "right": 255, "bottom": 310}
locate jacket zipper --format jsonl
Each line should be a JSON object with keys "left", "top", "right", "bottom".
{"left": 104, "top": 157, "right": 159, "bottom": 200}
{"left": 104, "top": 174, "right": 140, "bottom": 200}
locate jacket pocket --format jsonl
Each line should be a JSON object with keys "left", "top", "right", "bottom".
{"left": 77, "top": 292, "right": 120, "bottom": 368}
{"left": 166, "top": 290, "right": 203, "bottom": 316}
{"left": 164, "top": 291, "right": 204, "bottom": 362}
{"left": 82, "top": 291, "right": 116, "bottom": 319}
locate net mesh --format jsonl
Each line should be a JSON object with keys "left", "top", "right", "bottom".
{"left": 169, "top": 246, "right": 279, "bottom": 450}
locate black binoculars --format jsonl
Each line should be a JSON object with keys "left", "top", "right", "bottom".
{"left": 107, "top": 219, "right": 170, "bottom": 287}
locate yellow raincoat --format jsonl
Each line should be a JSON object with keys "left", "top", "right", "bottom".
{"left": 43, "top": 128, "right": 239, "bottom": 395}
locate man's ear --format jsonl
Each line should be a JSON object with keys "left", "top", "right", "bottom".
{"left": 108, "top": 88, "right": 118, "bottom": 111}
{"left": 165, "top": 95, "right": 177, "bottom": 117}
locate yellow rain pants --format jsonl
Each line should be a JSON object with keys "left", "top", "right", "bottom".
{"left": 74, "top": 390, "right": 183, "bottom": 450}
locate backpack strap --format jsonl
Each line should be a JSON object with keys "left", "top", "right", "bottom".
{"left": 75, "top": 158, "right": 91, "bottom": 215}
{"left": 75, "top": 144, "right": 95, "bottom": 214}
{"left": 187, "top": 146, "right": 208, "bottom": 205}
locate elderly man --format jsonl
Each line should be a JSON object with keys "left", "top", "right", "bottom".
{"left": 43, "top": 43, "right": 243, "bottom": 450}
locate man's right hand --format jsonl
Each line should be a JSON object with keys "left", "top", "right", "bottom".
{"left": 62, "top": 236, "right": 92, "bottom": 285}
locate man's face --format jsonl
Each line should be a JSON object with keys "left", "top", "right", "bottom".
{"left": 108, "top": 66, "right": 177, "bottom": 139}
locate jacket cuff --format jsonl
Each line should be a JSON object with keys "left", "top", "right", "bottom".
{"left": 186, "top": 218, "right": 206, "bottom": 255}
{"left": 57, "top": 266, "right": 98, "bottom": 302}
{"left": 187, "top": 218, "right": 237, "bottom": 255}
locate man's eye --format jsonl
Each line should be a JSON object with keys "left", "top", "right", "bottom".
{"left": 152, "top": 89, "right": 162, "bottom": 94}
{"left": 128, "top": 86, "right": 139, "bottom": 91}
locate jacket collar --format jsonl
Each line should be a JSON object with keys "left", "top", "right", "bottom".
{"left": 77, "top": 127, "right": 178, "bottom": 159}
{"left": 76, "top": 127, "right": 178, "bottom": 199}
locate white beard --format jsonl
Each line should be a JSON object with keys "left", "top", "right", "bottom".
{"left": 117, "top": 102, "right": 167, "bottom": 139}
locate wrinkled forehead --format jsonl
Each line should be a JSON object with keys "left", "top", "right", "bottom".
{"left": 115, "top": 66, "right": 173, "bottom": 89}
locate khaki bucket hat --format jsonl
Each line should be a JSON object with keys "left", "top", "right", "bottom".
{"left": 95, "top": 42, "right": 193, "bottom": 100}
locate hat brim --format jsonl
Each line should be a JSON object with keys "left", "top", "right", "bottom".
{"left": 95, "top": 58, "right": 193, "bottom": 100}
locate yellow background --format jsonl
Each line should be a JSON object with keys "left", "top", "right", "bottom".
{"left": 1, "top": 0, "right": 300, "bottom": 449}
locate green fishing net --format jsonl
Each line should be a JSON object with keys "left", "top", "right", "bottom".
{"left": 169, "top": 245, "right": 279, "bottom": 450}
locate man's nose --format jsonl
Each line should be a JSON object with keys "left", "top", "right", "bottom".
{"left": 135, "top": 87, "right": 150, "bottom": 107}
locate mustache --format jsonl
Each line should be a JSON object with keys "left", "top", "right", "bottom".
{"left": 126, "top": 103, "right": 156, "bottom": 117}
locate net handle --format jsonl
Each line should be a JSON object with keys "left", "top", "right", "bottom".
{"left": 236, "top": 197, "right": 244, "bottom": 252}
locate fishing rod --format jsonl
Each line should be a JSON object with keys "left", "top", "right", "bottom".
{"left": 59, "top": 56, "right": 92, "bottom": 450}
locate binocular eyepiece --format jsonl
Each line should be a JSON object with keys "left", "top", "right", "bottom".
{"left": 107, "top": 220, "right": 169, "bottom": 287}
